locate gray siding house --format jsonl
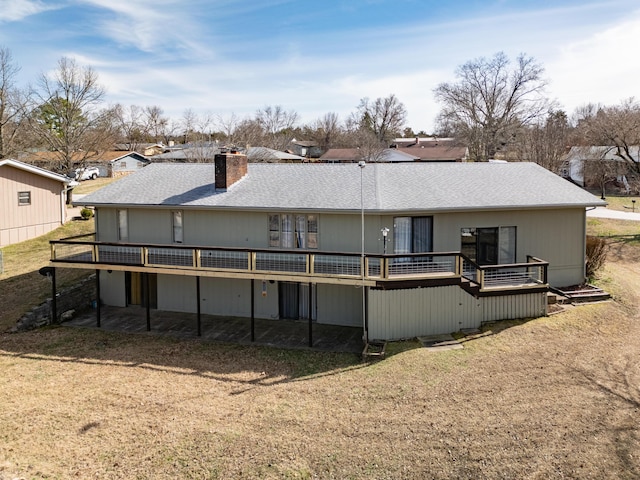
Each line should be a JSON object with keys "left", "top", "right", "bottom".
{"left": 50, "top": 153, "right": 604, "bottom": 343}
{"left": 108, "top": 152, "right": 149, "bottom": 178}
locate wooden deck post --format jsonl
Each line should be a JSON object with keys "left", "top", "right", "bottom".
{"left": 96, "top": 269, "right": 101, "bottom": 328}
{"left": 308, "top": 282, "right": 313, "bottom": 348}
{"left": 196, "top": 276, "right": 201, "bottom": 336}
{"left": 51, "top": 267, "right": 57, "bottom": 323}
{"left": 250, "top": 279, "right": 255, "bottom": 342}
{"left": 145, "top": 273, "right": 150, "bottom": 331}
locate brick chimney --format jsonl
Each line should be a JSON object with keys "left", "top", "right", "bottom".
{"left": 214, "top": 152, "right": 247, "bottom": 190}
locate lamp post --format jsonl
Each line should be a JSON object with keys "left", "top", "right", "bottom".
{"left": 381, "top": 227, "right": 389, "bottom": 255}
{"left": 358, "top": 160, "right": 367, "bottom": 343}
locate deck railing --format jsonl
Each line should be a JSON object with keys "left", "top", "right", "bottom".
{"left": 50, "top": 234, "right": 548, "bottom": 291}
{"left": 460, "top": 254, "right": 548, "bottom": 290}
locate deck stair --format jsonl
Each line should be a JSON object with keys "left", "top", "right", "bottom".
{"left": 362, "top": 340, "right": 387, "bottom": 359}
{"left": 458, "top": 277, "right": 480, "bottom": 297}
{"left": 551, "top": 285, "right": 611, "bottom": 304}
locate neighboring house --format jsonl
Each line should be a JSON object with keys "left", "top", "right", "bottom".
{"left": 142, "top": 144, "right": 167, "bottom": 156}
{"left": 289, "top": 140, "right": 323, "bottom": 159}
{"left": 108, "top": 152, "right": 150, "bottom": 178}
{"left": 319, "top": 148, "right": 420, "bottom": 163}
{"left": 18, "top": 150, "right": 144, "bottom": 178}
{"left": 247, "top": 147, "right": 306, "bottom": 163}
{"left": 0, "top": 159, "right": 73, "bottom": 247}
{"left": 152, "top": 145, "right": 221, "bottom": 162}
{"left": 394, "top": 145, "right": 468, "bottom": 162}
{"left": 390, "top": 137, "right": 468, "bottom": 162}
{"left": 391, "top": 137, "right": 456, "bottom": 148}
{"left": 320, "top": 146, "right": 466, "bottom": 163}
{"left": 114, "top": 143, "right": 168, "bottom": 156}
{"left": 50, "top": 154, "right": 604, "bottom": 343}
{"left": 562, "top": 146, "right": 639, "bottom": 192}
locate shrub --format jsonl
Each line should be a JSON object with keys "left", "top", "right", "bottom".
{"left": 80, "top": 208, "right": 94, "bottom": 220}
{"left": 585, "top": 235, "right": 607, "bottom": 279}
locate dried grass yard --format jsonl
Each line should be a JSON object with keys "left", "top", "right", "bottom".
{"left": 0, "top": 217, "right": 639, "bottom": 479}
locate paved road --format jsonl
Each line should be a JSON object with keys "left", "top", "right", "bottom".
{"left": 587, "top": 206, "right": 640, "bottom": 222}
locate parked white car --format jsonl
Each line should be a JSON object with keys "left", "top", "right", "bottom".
{"left": 74, "top": 166, "right": 100, "bottom": 180}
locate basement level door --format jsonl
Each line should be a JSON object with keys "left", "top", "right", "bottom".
{"left": 278, "top": 282, "right": 316, "bottom": 320}
{"left": 126, "top": 272, "right": 157, "bottom": 308}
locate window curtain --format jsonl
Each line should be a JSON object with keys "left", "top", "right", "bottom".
{"left": 281, "top": 214, "right": 293, "bottom": 248}
{"left": 295, "top": 215, "right": 306, "bottom": 248}
{"left": 393, "top": 217, "right": 412, "bottom": 254}
{"left": 412, "top": 217, "right": 433, "bottom": 253}
{"left": 118, "top": 210, "right": 128, "bottom": 241}
{"left": 172, "top": 211, "right": 183, "bottom": 244}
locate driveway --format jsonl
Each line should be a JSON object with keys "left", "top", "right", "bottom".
{"left": 587, "top": 206, "right": 640, "bottom": 222}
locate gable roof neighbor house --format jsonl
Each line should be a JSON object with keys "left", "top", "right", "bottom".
{"left": 563, "top": 146, "right": 639, "bottom": 190}
{"left": 247, "top": 147, "right": 306, "bottom": 162}
{"left": 51, "top": 154, "right": 605, "bottom": 347}
{"left": 107, "top": 151, "right": 150, "bottom": 178}
{"left": 1, "top": 159, "right": 73, "bottom": 247}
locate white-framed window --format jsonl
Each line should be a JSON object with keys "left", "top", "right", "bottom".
{"left": 172, "top": 211, "right": 183, "bottom": 244}
{"left": 269, "top": 213, "right": 318, "bottom": 249}
{"left": 18, "top": 191, "right": 31, "bottom": 206}
{"left": 117, "top": 209, "right": 128, "bottom": 241}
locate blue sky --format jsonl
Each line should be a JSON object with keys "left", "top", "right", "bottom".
{"left": 1, "top": 0, "right": 639, "bottom": 133}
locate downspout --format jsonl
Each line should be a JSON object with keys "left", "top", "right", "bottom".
{"left": 582, "top": 207, "right": 597, "bottom": 283}
{"left": 60, "top": 185, "right": 67, "bottom": 224}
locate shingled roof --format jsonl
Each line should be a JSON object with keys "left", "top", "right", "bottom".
{"left": 77, "top": 162, "right": 605, "bottom": 213}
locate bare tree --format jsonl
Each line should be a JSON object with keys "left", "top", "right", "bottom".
{"left": 181, "top": 108, "right": 198, "bottom": 144}
{"left": 353, "top": 94, "right": 407, "bottom": 144}
{"left": 342, "top": 116, "right": 387, "bottom": 162}
{"left": 233, "top": 118, "right": 264, "bottom": 149}
{"left": 29, "top": 57, "right": 114, "bottom": 174}
{"left": 179, "top": 109, "right": 219, "bottom": 162}
{"left": 216, "top": 112, "right": 241, "bottom": 145}
{"left": 112, "top": 104, "right": 145, "bottom": 151}
{"left": 575, "top": 98, "right": 640, "bottom": 175}
{"left": 515, "top": 110, "right": 571, "bottom": 172}
{"left": 589, "top": 151, "right": 622, "bottom": 199}
{"left": 143, "top": 105, "right": 169, "bottom": 144}
{"left": 0, "top": 47, "right": 29, "bottom": 159}
{"left": 307, "top": 112, "right": 342, "bottom": 152}
{"left": 434, "top": 52, "right": 549, "bottom": 161}
{"left": 255, "top": 105, "right": 299, "bottom": 150}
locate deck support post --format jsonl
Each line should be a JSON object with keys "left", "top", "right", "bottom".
{"left": 145, "top": 273, "right": 150, "bottom": 331}
{"left": 250, "top": 279, "right": 255, "bottom": 342}
{"left": 51, "top": 267, "right": 57, "bottom": 323}
{"left": 308, "top": 282, "right": 313, "bottom": 348}
{"left": 196, "top": 276, "right": 201, "bottom": 336}
{"left": 96, "top": 269, "right": 101, "bottom": 328}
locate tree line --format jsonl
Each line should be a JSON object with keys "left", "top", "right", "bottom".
{"left": 0, "top": 47, "right": 412, "bottom": 174}
{"left": 1, "top": 46, "right": 639, "bottom": 178}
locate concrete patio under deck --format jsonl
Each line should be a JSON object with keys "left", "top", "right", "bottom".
{"left": 64, "top": 306, "right": 365, "bottom": 353}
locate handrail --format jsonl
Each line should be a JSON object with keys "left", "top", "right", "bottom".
{"left": 49, "top": 237, "right": 548, "bottom": 289}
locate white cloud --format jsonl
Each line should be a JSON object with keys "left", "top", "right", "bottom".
{"left": 10, "top": 0, "right": 639, "bottom": 135}
{"left": 77, "top": 0, "right": 214, "bottom": 57}
{"left": 0, "top": 0, "right": 59, "bottom": 22}
{"left": 545, "top": 9, "right": 640, "bottom": 113}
